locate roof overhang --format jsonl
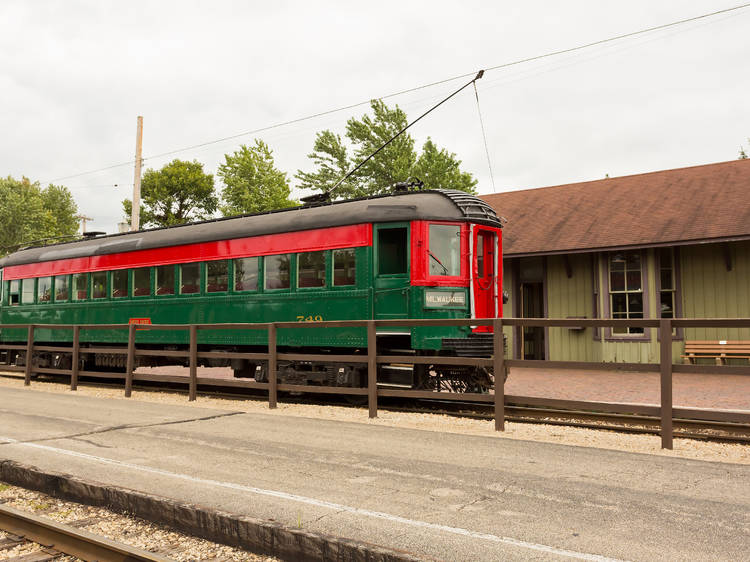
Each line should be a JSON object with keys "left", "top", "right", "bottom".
{"left": 503, "top": 234, "right": 750, "bottom": 259}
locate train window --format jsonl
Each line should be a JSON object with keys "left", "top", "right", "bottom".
{"left": 133, "top": 268, "right": 151, "bottom": 297}
{"left": 298, "top": 251, "right": 325, "bottom": 289}
{"left": 92, "top": 272, "right": 107, "bottom": 299}
{"left": 234, "top": 257, "right": 258, "bottom": 292}
{"left": 72, "top": 273, "right": 88, "bottom": 301}
{"left": 265, "top": 254, "right": 291, "bottom": 290}
{"left": 37, "top": 277, "right": 52, "bottom": 303}
{"left": 9, "top": 280, "right": 20, "bottom": 306}
{"left": 428, "top": 225, "right": 461, "bottom": 276}
{"left": 206, "top": 260, "right": 228, "bottom": 293}
{"left": 377, "top": 228, "right": 407, "bottom": 275}
{"left": 180, "top": 263, "right": 200, "bottom": 294}
{"left": 111, "top": 270, "right": 128, "bottom": 298}
{"left": 333, "top": 249, "right": 356, "bottom": 286}
{"left": 156, "top": 265, "right": 175, "bottom": 295}
{"left": 55, "top": 275, "right": 69, "bottom": 301}
{"left": 22, "top": 279, "right": 35, "bottom": 304}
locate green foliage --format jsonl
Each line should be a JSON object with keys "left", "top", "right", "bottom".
{"left": 0, "top": 176, "right": 79, "bottom": 255}
{"left": 42, "top": 184, "right": 79, "bottom": 237}
{"left": 122, "top": 159, "right": 217, "bottom": 228}
{"left": 218, "top": 139, "right": 296, "bottom": 216}
{"left": 740, "top": 139, "right": 748, "bottom": 159}
{"left": 412, "top": 139, "right": 478, "bottom": 193}
{"left": 296, "top": 100, "right": 477, "bottom": 198}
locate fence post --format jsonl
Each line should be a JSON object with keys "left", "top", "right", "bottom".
{"left": 367, "top": 321, "right": 377, "bottom": 419}
{"left": 24, "top": 325, "right": 35, "bottom": 386}
{"left": 493, "top": 319, "right": 504, "bottom": 431}
{"left": 71, "top": 325, "right": 80, "bottom": 391}
{"left": 125, "top": 323, "right": 135, "bottom": 398}
{"left": 268, "top": 323, "right": 277, "bottom": 409}
{"left": 660, "top": 318, "right": 673, "bottom": 449}
{"left": 189, "top": 325, "right": 198, "bottom": 402}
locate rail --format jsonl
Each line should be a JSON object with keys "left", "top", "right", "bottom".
{"left": 1, "top": 317, "right": 749, "bottom": 450}
{"left": 0, "top": 502, "right": 170, "bottom": 561}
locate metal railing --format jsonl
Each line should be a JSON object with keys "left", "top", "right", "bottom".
{"left": 1, "top": 317, "right": 749, "bottom": 450}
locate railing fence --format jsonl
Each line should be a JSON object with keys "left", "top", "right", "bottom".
{"left": 2, "top": 317, "right": 750, "bottom": 450}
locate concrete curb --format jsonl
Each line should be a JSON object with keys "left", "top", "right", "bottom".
{"left": 0, "top": 460, "right": 421, "bottom": 562}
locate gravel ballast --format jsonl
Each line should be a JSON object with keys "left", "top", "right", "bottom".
{"left": 0, "top": 482, "right": 274, "bottom": 561}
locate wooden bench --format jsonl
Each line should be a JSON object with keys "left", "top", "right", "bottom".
{"left": 682, "top": 340, "right": 750, "bottom": 365}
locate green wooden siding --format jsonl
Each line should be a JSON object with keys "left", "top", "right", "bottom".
{"left": 507, "top": 241, "right": 749, "bottom": 365}
{"left": 680, "top": 240, "right": 750, "bottom": 341}
{"left": 546, "top": 254, "right": 599, "bottom": 362}
{"left": 501, "top": 259, "right": 514, "bottom": 358}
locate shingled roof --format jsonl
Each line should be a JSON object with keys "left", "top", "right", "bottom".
{"left": 482, "top": 159, "right": 750, "bottom": 257}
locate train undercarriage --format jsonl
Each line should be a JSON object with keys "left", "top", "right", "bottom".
{"left": 0, "top": 334, "right": 503, "bottom": 393}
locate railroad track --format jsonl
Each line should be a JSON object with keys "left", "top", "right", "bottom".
{"left": 4, "top": 371, "right": 750, "bottom": 444}
{"left": 400, "top": 401, "right": 750, "bottom": 444}
{"left": 0, "top": 503, "right": 170, "bottom": 561}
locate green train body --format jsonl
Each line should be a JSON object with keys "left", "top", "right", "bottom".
{"left": 0, "top": 190, "right": 502, "bottom": 390}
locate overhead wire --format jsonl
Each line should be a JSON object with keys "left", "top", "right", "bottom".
{"left": 472, "top": 81, "right": 496, "bottom": 193}
{"left": 41, "top": 2, "right": 750, "bottom": 185}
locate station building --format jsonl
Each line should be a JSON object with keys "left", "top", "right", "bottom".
{"left": 482, "top": 158, "right": 750, "bottom": 363}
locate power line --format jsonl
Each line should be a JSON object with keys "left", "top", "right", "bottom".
{"left": 473, "top": 81, "right": 496, "bottom": 193}
{"left": 41, "top": 2, "right": 750, "bottom": 184}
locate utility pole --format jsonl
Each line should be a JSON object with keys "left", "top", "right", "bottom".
{"left": 75, "top": 215, "right": 93, "bottom": 234}
{"left": 131, "top": 116, "right": 144, "bottom": 231}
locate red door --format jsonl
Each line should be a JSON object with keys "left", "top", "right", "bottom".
{"left": 473, "top": 228, "right": 497, "bottom": 331}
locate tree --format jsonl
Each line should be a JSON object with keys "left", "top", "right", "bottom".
{"left": 412, "top": 138, "right": 478, "bottom": 193}
{"left": 218, "top": 139, "right": 296, "bottom": 215}
{"left": 740, "top": 139, "right": 748, "bottom": 159}
{"left": 296, "top": 99, "right": 477, "bottom": 198}
{"left": 41, "top": 184, "right": 79, "bottom": 238}
{"left": 0, "top": 176, "right": 79, "bottom": 255}
{"left": 122, "top": 159, "right": 217, "bottom": 228}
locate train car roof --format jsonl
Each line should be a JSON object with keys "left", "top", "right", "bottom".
{"left": 0, "top": 189, "right": 501, "bottom": 268}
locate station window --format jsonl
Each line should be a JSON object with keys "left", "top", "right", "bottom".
{"left": 659, "top": 248, "right": 675, "bottom": 318}
{"left": 9, "top": 280, "right": 20, "bottom": 306}
{"left": 156, "top": 265, "right": 175, "bottom": 295}
{"left": 55, "top": 275, "right": 69, "bottom": 301}
{"left": 206, "top": 260, "right": 228, "bottom": 293}
{"left": 92, "top": 272, "right": 107, "bottom": 299}
{"left": 36, "top": 277, "right": 52, "bottom": 303}
{"left": 72, "top": 273, "right": 88, "bottom": 301}
{"left": 298, "top": 251, "right": 325, "bottom": 289}
{"left": 133, "top": 268, "right": 151, "bottom": 297}
{"left": 234, "top": 257, "right": 258, "bottom": 292}
{"left": 428, "top": 224, "right": 461, "bottom": 276}
{"left": 333, "top": 249, "right": 356, "bottom": 286}
{"left": 111, "top": 270, "right": 128, "bottom": 298}
{"left": 378, "top": 228, "right": 407, "bottom": 275}
{"left": 180, "top": 263, "right": 200, "bottom": 295}
{"left": 265, "top": 254, "right": 291, "bottom": 290}
{"left": 609, "top": 251, "right": 644, "bottom": 335}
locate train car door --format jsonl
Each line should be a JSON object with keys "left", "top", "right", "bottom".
{"left": 472, "top": 226, "right": 499, "bottom": 331}
{"left": 373, "top": 223, "right": 410, "bottom": 320}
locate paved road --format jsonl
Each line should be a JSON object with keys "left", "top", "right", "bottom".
{"left": 0, "top": 387, "right": 748, "bottom": 561}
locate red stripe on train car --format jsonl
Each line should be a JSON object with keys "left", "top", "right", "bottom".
{"left": 3, "top": 224, "right": 372, "bottom": 280}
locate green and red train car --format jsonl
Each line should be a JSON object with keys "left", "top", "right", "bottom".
{"left": 0, "top": 189, "right": 503, "bottom": 391}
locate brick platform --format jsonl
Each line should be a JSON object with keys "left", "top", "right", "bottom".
{"left": 135, "top": 365, "right": 750, "bottom": 412}
{"left": 505, "top": 367, "right": 750, "bottom": 410}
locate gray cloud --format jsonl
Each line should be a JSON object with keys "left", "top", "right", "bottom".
{"left": 1, "top": 1, "right": 748, "bottom": 232}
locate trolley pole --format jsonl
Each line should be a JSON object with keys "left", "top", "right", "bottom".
{"left": 131, "top": 116, "right": 143, "bottom": 231}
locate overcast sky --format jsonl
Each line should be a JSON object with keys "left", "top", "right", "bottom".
{"left": 1, "top": 1, "right": 748, "bottom": 233}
